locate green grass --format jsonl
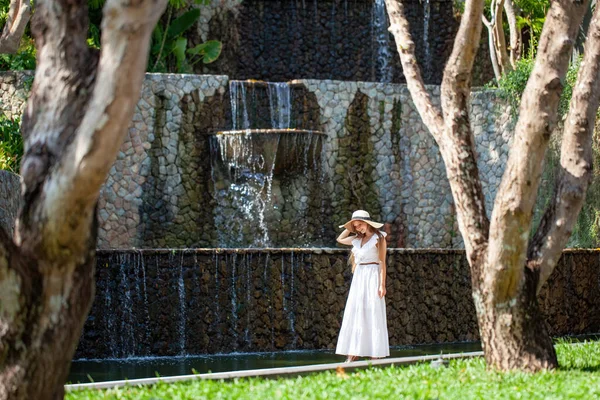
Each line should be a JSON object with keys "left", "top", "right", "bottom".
{"left": 66, "top": 341, "right": 600, "bottom": 399}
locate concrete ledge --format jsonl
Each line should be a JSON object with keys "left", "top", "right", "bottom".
{"left": 65, "top": 351, "right": 483, "bottom": 391}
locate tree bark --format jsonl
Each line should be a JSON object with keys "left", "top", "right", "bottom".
{"left": 491, "top": 0, "right": 511, "bottom": 75}
{"left": 386, "top": 0, "right": 595, "bottom": 371}
{"left": 483, "top": 16, "right": 502, "bottom": 81}
{"left": 0, "top": 0, "right": 167, "bottom": 398}
{"left": 504, "top": 0, "right": 521, "bottom": 67}
{"left": 528, "top": 2, "right": 600, "bottom": 292}
{"left": 0, "top": 0, "right": 31, "bottom": 54}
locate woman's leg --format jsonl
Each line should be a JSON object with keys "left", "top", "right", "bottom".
{"left": 345, "top": 355, "right": 358, "bottom": 362}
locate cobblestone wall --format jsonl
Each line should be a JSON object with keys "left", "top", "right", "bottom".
{"left": 74, "top": 248, "right": 600, "bottom": 358}
{"left": 0, "top": 72, "right": 513, "bottom": 249}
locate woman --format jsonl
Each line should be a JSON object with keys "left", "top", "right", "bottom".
{"left": 335, "top": 210, "right": 389, "bottom": 362}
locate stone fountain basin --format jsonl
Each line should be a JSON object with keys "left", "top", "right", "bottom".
{"left": 213, "top": 129, "right": 325, "bottom": 175}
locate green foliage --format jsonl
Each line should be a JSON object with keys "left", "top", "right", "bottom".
{"left": 486, "top": 57, "right": 534, "bottom": 117}
{"left": 0, "top": 38, "right": 36, "bottom": 71}
{"left": 515, "top": 0, "right": 550, "bottom": 56}
{"left": 491, "top": 55, "right": 581, "bottom": 121}
{"left": 166, "top": 8, "right": 201, "bottom": 39}
{"left": 568, "top": 129, "right": 600, "bottom": 248}
{"left": 149, "top": 4, "right": 222, "bottom": 74}
{"left": 66, "top": 341, "right": 600, "bottom": 399}
{"left": 0, "top": 115, "right": 22, "bottom": 173}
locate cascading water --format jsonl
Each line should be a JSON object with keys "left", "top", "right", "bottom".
{"left": 372, "top": 0, "right": 393, "bottom": 83}
{"left": 267, "top": 82, "right": 291, "bottom": 129}
{"left": 177, "top": 251, "right": 187, "bottom": 355}
{"left": 230, "top": 81, "right": 251, "bottom": 131}
{"left": 423, "top": 0, "right": 431, "bottom": 81}
{"left": 211, "top": 81, "right": 287, "bottom": 247}
{"left": 118, "top": 253, "right": 136, "bottom": 357}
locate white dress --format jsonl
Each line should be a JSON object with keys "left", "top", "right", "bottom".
{"left": 335, "top": 231, "right": 390, "bottom": 358}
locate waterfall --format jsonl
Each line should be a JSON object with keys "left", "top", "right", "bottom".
{"left": 177, "top": 251, "right": 186, "bottom": 355}
{"left": 214, "top": 252, "right": 221, "bottom": 332}
{"left": 230, "top": 81, "right": 250, "bottom": 130}
{"left": 423, "top": 0, "right": 431, "bottom": 79}
{"left": 104, "top": 266, "right": 117, "bottom": 357}
{"left": 244, "top": 253, "right": 252, "bottom": 346}
{"left": 230, "top": 253, "right": 239, "bottom": 345}
{"left": 289, "top": 251, "right": 297, "bottom": 346}
{"left": 372, "top": 0, "right": 393, "bottom": 83}
{"left": 267, "top": 82, "right": 291, "bottom": 129}
{"left": 120, "top": 254, "right": 136, "bottom": 357}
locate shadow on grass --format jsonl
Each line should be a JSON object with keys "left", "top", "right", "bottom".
{"left": 559, "top": 365, "right": 600, "bottom": 373}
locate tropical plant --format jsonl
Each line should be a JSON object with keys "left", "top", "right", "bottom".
{"left": 515, "top": 0, "right": 550, "bottom": 57}
{"left": 149, "top": 1, "right": 222, "bottom": 73}
{"left": 0, "top": 114, "right": 22, "bottom": 173}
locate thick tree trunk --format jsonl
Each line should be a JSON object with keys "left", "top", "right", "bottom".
{"left": 387, "top": 0, "right": 596, "bottom": 372}
{"left": 474, "top": 266, "right": 557, "bottom": 371}
{"left": 0, "top": 234, "right": 96, "bottom": 400}
{"left": 0, "top": 0, "right": 167, "bottom": 398}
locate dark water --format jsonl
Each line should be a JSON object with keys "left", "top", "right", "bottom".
{"left": 68, "top": 335, "right": 600, "bottom": 384}
{"left": 67, "top": 342, "right": 482, "bottom": 384}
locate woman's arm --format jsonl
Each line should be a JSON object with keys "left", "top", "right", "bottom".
{"left": 336, "top": 229, "right": 355, "bottom": 246}
{"left": 378, "top": 236, "right": 387, "bottom": 298}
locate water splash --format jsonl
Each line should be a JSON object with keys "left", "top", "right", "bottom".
{"left": 372, "top": 0, "right": 393, "bottom": 82}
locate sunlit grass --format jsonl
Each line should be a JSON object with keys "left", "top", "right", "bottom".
{"left": 66, "top": 340, "right": 600, "bottom": 400}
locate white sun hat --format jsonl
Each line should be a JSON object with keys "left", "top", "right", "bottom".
{"left": 339, "top": 210, "right": 384, "bottom": 232}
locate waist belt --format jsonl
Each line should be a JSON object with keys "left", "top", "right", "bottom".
{"left": 358, "top": 262, "right": 380, "bottom": 265}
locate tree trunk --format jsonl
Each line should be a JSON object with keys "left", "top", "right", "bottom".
{"left": 0, "top": 0, "right": 167, "bottom": 398}
{"left": 386, "top": 0, "right": 596, "bottom": 371}
{"left": 474, "top": 266, "right": 557, "bottom": 370}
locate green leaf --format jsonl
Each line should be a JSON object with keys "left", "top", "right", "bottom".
{"left": 187, "top": 40, "right": 222, "bottom": 64}
{"left": 152, "top": 24, "right": 165, "bottom": 44}
{"left": 166, "top": 8, "right": 201, "bottom": 40}
{"left": 173, "top": 37, "right": 188, "bottom": 72}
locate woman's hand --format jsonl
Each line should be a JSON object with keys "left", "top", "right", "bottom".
{"left": 378, "top": 285, "right": 386, "bottom": 298}
{"left": 337, "top": 229, "right": 355, "bottom": 245}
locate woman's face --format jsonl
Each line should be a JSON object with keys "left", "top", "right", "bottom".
{"left": 352, "top": 221, "right": 369, "bottom": 234}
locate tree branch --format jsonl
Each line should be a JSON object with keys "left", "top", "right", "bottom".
{"left": 492, "top": 0, "right": 511, "bottom": 75}
{"left": 483, "top": 15, "right": 502, "bottom": 81}
{"left": 384, "top": 0, "right": 444, "bottom": 135}
{"left": 528, "top": 2, "right": 600, "bottom": 293}
{"left": 386, "top": 0, "right": 489, "bottom": 266}
{"left": 504, "top": 0, "right": 521, "bottom": 67}
{"left": 439, "top": 0, "right": 490, "bottom": 267}
{"left": 0, "top": 0, "right": 31, "bottom": 54}
{"left": 20, "top": 0, "right": 167, "bottom": 262}
{"left": 485, "top": 0, "right": 591, "bottom": 303}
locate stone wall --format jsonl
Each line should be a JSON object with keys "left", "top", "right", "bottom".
{"left": 192, "top": 0, "right": 495, "bottom": 86}
{"left": 0, "top": 71, "right": 514, "bottom": 249}
{"left": 74, "top": 248, "right": 600, "bottom": 359}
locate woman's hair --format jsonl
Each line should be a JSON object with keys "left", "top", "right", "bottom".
{"left": 348, "top": 225, "right": 383, "bottom": 273}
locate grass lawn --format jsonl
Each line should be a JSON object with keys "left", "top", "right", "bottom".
{"left": 66, "top": 340, "right": 600, "bottom": 399}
